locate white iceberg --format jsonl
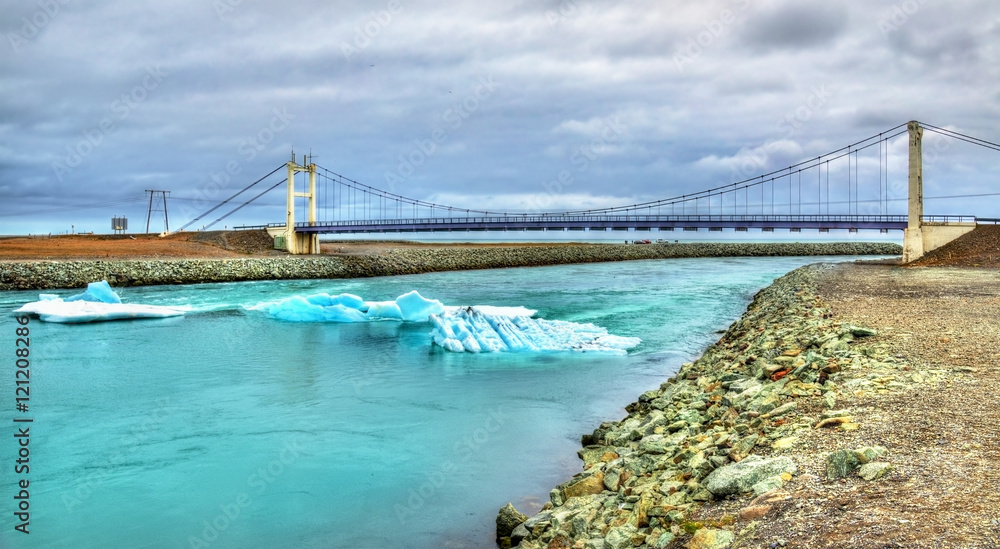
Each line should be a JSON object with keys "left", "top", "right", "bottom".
{"left": 15, "top": 281, "right": 186, "bottom": 323}
{"left": 252, "top": 290, "right": 639, "bottom": 353}
{"left": 429, "top": 307, "right": 641, "bottom": 355}
{"left": 64, "top": 280, "right": 122, "bottom": 304}
{"left": 252, "top": 290, "right": 446, "bottom": 323}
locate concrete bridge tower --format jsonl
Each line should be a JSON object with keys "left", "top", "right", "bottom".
{"left": 284, "top": 154, "right": 320, "bottom": 255}
{"left": 902, "top": 121, "right": 924, "bottom": 263}
{"left": 902, "top": 121, "right": 975, "bottom": 263}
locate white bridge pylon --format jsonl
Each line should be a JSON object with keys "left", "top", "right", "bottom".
{"left": 285, "top": 154, "right": 319, "bottom": 254}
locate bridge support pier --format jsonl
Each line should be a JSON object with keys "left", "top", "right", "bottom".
{"left": 901, "top": 121, "right": 975, "bottom": 263}
{"left": 284, "top": 155, "right": 319, "bottom": 255}
{"left": 902, "top": 121, "right": 924, "bottom": 263}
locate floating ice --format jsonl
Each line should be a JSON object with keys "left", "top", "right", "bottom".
{"left": 258, "top": 295, "right": 368, "bottom": 323}
{"left": 430, "top": 308, "right": 642, "bottom": 355}
{"left": 252, "top": 290, "right": 445, "bottom": 323}
{"left": 15, "top": 280, "right": 185, "bottom": 323}
{"left": 395, "top": 290, "right": 447, "bottom": 321}
{"left": 250, "top": 290, "right": 640, "bottom": 354}
{"left": 64, "top": 280, "right": 122, "bottom": 304}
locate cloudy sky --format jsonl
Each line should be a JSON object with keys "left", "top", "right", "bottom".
{"left": 1, "top": 0, "right": 999, "bottom": 235}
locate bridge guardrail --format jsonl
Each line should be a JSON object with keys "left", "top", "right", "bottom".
{"left": 294, "top": 214, "right": 912, "bottom": 228}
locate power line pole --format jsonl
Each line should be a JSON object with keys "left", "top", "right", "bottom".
{"left": 145, "top": 190, "right": 171, "bottom": 233}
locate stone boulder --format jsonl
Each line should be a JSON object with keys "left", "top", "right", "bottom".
{"left": 826, "top": 446, "right": 887, "bottom": 479}
{"left": 688, "top": 527, "right": 735, "bottom": 549}
{"left": 703, "top": 455, "right": 797, "bottom": 496}
{"left": 496, "top": 502, "right": 527, "bottom": 545}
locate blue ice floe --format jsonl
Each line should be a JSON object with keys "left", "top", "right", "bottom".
{"left": 429, "top": 307, "right": 641, "bottom": 355}
{"left": 15, "top": 281, "right": 186, "bottom": 323}
{"left": 251, "top": 290, "right": 446, "bottom": 323}
{"left": 252, "top": 290, "right": 640, "bottom": 354}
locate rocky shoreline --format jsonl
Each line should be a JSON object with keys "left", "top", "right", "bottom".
{"left": 0, "top": 242, "right": 900, "bottom": 291}
{"left": 497, "top": 264, "right": 900, "bottom": 549}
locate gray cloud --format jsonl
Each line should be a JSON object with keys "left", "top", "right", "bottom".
{"left": 0, "top": 1, "right": 998, "bottom": 233}
{"left": 737, "top": 2, "right": 849, "bottom": 52}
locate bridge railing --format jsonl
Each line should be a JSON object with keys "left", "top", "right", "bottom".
{"left": 920, "top": 215, "right": 977, "bottom": 224}
{"left": 294, "top": 213, "right": 913, "bottom": 228}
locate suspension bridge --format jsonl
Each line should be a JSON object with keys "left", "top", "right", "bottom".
{"left": 178, "top": 121, "right": 1000, "bottom": 262}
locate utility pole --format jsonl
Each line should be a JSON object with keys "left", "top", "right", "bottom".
{"left": 145, "top": 190, "right": 171, "bottom": 233}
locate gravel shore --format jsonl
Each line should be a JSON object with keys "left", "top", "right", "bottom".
{"left": 499, "top": 263, "right": 1000, "bottom": 549}
{"left": 0, "top": 241, "right": 900, "bottom": 291}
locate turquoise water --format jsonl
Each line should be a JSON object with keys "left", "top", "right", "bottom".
{"left": 0, "top": 256, "right": 855, "bottom": 548}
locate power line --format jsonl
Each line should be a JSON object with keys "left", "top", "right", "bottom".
{"left": 0, "top": 196, "right": 146, "bottom": 217}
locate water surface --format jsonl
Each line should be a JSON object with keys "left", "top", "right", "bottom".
{"left": 0, "top": 256, "right": 859, "bottom": 548}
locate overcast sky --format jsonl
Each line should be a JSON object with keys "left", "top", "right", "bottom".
{"left": 1, "top": 0, "right": 999, "bottom": 235}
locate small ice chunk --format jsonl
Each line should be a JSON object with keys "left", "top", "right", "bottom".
{"left": 395, "top": 290, "right": 445, "bottom": 321}
{"left": 64, "top": 280, "right": 122, "bottom": 304}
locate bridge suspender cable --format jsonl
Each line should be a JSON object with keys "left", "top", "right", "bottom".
{"left": 202, "top": 179, "right": 288, "bottom": 231}
{"left": 173, "top": 164, "right": 285, "bottom": 233}
{"left": 920, "top": 123, "right": 1000, "bottom": 152}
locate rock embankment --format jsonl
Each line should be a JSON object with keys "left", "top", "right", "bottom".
{"left": 0, "top": 242, "right": 900, "bottom": 291}
{"left": 498, "top": 264, "right": 901, "bottom": 549}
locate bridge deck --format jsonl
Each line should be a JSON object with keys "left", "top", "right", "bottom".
{"left": 285, "top": 214, "right": 929, "bottom": 234}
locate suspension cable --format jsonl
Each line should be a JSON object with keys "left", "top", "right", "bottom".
{"left": 174, "top": 164, "right": 285, "bottom": 232}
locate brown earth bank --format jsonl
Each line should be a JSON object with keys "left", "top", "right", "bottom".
{"left": 907, "top": 224, "right": 1000, "bottom": 268}
{"left": 0, "top": 231, "right": 278, "bottom": 259}
{"left": 0, "top": 230, "right": 692, "bottom": 260}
